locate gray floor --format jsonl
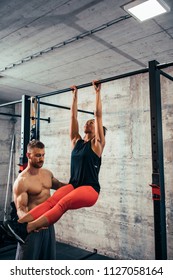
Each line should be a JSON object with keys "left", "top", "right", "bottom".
{"left": 0, "top": 239, "right": 114, "bottom": 260}
{"left": 0, "top": 219, "right": 114, "bottom": 260}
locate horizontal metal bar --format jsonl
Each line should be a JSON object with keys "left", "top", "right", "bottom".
{"left": 40, "top": 101, "right": 70, "bottom": 109}
{"left": 160, "top": 69, "right": 173, "bottom": 82}
{"left": 1, "top": 60, "right": 172, "bottom": 108}
{"left": 40, "top": 101, "right": 94, "bottom": 115}
{"left": 37, "top": 68, "right": 149, "bottom": 99}
{"left": 0, "top": 99, "right": 22, "bottom": 107}
{"left": 0, "top": 111, "right": 50, "bottom": 122}
{"left": 36, "top": 61, "right": 173, "bottom": 100}
{"left": 97, "top": 68, "right": 148, "bottom": 84}
{"left": 33, "top": 117, "right": 50, "bottom": 122}
{"left": 0, "top": 112, "right": 21, "bottom": 117}
{"left": 157, "top": 61, "right": 173, "bottom": 69}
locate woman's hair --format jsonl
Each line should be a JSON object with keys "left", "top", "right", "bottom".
{"left": 103, "top": 126, "right": 107, "bottom": 136}
{"left": 88, "top": 118, "right": 107, "bottom": 136}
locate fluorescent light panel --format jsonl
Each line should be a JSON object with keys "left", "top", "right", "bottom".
{"left": 123, "top": 0, "right": 171, "bottom": 22}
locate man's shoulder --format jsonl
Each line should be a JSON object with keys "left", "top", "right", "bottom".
{"left": 13, "top": 174, "right": 28, "bottom": 193}
{"left": 15, "top": 172, "right": 26, "bottom": 183}
{"left": 40, "top": 168, "right": 53, "bottom": 176}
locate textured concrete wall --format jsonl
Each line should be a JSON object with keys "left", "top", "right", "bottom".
{"left": 10, "top": 66, "right": 173, "bottom": 259}
{"left": 161, "top": 70, "right": 173, "bottom": 259}
{"left": 0, "top": 107, "right": 16, "bottom": 220}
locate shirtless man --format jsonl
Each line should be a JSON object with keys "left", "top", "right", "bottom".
{"left": 5, "top": 139, "right": 66, "bottom": 260}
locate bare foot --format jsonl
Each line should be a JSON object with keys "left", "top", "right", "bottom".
{"left": 18, "top": 213, "right": 34, "bottom": 223}
{"left": 26, "top": 216, "right": 49, "bottom": 233}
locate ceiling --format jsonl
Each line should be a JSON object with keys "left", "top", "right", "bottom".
{"left": 0, "top": 0, "right": 173, "bottom": 104}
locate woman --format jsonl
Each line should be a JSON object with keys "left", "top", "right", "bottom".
{"left": 8, "top": 80, "right": 106, "bottom": 243}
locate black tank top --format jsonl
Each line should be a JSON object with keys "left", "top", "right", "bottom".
{"left": 69, "top": 139, "right": 101, "bottom": 193}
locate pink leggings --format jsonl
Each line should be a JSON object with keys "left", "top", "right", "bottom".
{"left": 29, "top": 184, "right": 99, "bottom": 225}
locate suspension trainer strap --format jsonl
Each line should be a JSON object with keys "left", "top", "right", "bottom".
{"left": 30, "top": 97, "right": 37, "bottom": 140}
{"left": 18, "top": 95, "right": 30, "bottom": 172}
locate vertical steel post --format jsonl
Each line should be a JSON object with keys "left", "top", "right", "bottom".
{"left": 19, "top": 95, "right": 30, "bottom": 171}
{"left": 36, "top": 97, "right": 40, "bottom": 140}
{"left": 148, "top": 60, "right": 167, "bottom": 259}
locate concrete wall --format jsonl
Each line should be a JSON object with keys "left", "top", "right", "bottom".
{"left": 161, "top": 70, "right": 173, "bottom": 259}
{"left": 8, "top": 66, "right": 173, "bottom": 259}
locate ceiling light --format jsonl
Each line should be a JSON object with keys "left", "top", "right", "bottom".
{"left": 123, "top": 0, "right": 171, "bottom": 22}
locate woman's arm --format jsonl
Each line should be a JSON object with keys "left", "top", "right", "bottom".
{"left": 92, "top": 80, "right": 106, "bottom": 157}
{"left": 70, "top": 86, "right": 81, "bottom": 148}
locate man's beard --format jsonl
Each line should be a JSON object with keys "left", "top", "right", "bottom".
{"left": 32, "top": 162, "right": 44, "bottom": 168}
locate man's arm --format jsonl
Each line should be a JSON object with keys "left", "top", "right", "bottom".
{"left": 51, "top": 176, "right": 67, "bottom": 190}
{"left": 13, "top": 178, "right": 29, "bottom": 219}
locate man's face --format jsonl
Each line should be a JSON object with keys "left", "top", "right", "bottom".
{"left": 27, "top": 147, "right": 45, "bottom": 168}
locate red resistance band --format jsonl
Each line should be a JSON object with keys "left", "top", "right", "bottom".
{"left": 18, "top": 163, "right": 28, "bottom": 173}
{"left": 149, "top": 184, "right": 161, "bottom": 201}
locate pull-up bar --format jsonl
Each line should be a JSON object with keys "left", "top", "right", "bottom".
{"left": 0, "top": 61, "right": 172, "bottom": 107}
{"left": 40, "top": 101, "right": 94, "bottom": 115}
{"left": 37, "top": 68, "right": 148, "bottom": 99}
{"left": 36, "top": 61, "right": 173, "bottom": 100}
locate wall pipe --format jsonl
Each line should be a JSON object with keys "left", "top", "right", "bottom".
{"left": 0, "top": 99, "right": 22, "bottom": 108}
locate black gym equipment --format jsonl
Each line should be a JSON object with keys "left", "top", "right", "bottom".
{"left": 0, "top": 60, "right": 173, "bottom": 259}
